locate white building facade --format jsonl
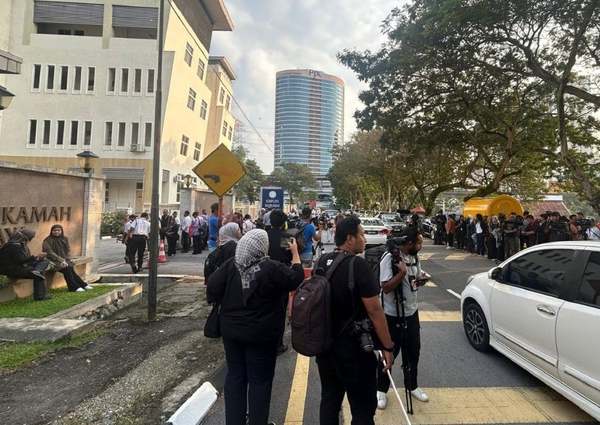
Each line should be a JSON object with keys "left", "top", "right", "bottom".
{"left": 0, "top": 0, "right": 234, "bottom": 212}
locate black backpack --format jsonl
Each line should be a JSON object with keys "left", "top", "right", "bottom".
{"left": 364, "top": 244, "right": 388, "bottom": 283}
{"left": 291, "top": 252, "right": 355, "bottom": 357}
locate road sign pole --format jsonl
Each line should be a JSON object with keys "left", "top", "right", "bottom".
{"left": 218, "top": 196, "right": 224, "bottom": 225}
{"left": 147, "top": 0, "right": 164, "bottom": 322}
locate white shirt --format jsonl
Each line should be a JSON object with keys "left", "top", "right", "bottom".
{"left": 263, "top": 211, "right": 272, "bottom": 226}
{"left": 475, "top": 222, "right": 483, "bottom": 234}
{"left": 182, "top": 216, "right": 193, "bottom": 233}
{"left": 379, "top": 252, "right": 420, "bottom": 317}
{"left": 132, "top": 218, "right": 150, "bottom": 236}
{"left": 124, "top": 220, "right": 135, "bottom": 233}
{"left": 243, "top": 219, "right": 256, "bottom": 234}
{"left": 320, "top": 228, "right": 336, "bottom": 253}
{"left": 588, "top": 226, "right": 600, "bottom": 240}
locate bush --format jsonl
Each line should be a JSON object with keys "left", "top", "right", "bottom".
{"left": 0, "top": 275, "right": 8, "bottom": 289}
{"left": 101, "top": 211, "right": 128, "bottom": 237}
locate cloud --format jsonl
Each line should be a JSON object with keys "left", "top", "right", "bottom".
{"left": 211, "top": 0, "right": 396, "bottom": 173}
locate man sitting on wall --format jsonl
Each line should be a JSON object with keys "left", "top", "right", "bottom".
{"left": 0, "top": 229, "right": 51, "bottom": 301}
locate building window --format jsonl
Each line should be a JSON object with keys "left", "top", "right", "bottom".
{"left": 28, "top": 120, "right": 37, "bottom": 145}
{"left": 84, "top": 121, "right": 92, "bottom": 145}
{"left": 227, "top": 125, "right": 233, "bottom": 141}
{"left": 74, "top": 66, "right": 82, "bottom": 91}
{"left": 222, "top": 121, "right": 228, "bottom": 137}
{"left": 60, "top": 66, "right": 68, "bottom": 90}
{"left": 47, "top": 65, "right": 55, "bottom": 90}
{"left": 131, "top": 122, "right": 139, "bottom": 146}
{"left": 176, "top": 182, "right": 182, "bottom": 203}
{"left": 193, "top": 142, "right": 201, "bottom": 161}
{"left": 184, "top": 43, "right": 193, "bottom": 66}
{"left": 180, "top": 135, "right": 189, "bottom": 156}
{"left": 134, "top": 68, "right": 142, "bottom": 93}
{"left": 43, "top": 120, "right": 51, "bottom": 145}
{"left": 87, "top": 67, "right": 95, "bottom": 92}
{"left": 187, "top": 88, "right": 196, "bottom": 110}
{"left": 200, "top": 100, "right": 207, "bottom": 120}
{"left": 144, "top": 123, "right": 152, "bottom": 147}
{"left": 105, "top": 122, "right": 113, "bottom": 146}
{"left": 118, "top": 122, "right": 126, "bottom": 146}
{"left": 219, "top": 87, "right": 225, "bottom": 104}
{"left": 105, "top": 182, "right": 110, "bottom": 203}
{"left": 70, "top": 121, "right": 79, "bottom": 145}
{"left": 57, "top": 120, "right": 65, "bottom": 145}
{"left": 121, "top": 68, "right": 129, "bottom": 93}
{"left": 33, "top": 64, "right": 41, "bottom": 90}
{"left": 147, "top": 69, "right": 155, "bottom": 93}
{"left": 225, "top": 94, "right": 231, "bottom": 111}
{"left": 108, "top": 68, "right": 116, "bottom": 93}
{"left": 136, "top": 182, "right": 143, "bottom": 190}
{"left": 197, "top": 59, "right": 205, "bottom": 80}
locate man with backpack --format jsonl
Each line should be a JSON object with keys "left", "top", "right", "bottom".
{"left": 376, "top": 228, "right": 429, "bottom": 411}
{"left": 309, "top": 216, "right": 394, "bottom": 425}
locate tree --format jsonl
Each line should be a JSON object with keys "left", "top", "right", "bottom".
{"left": 233, "top": 146, "right": 264, "bottom": 203}
{"left": 356, "top": 0, "right": 600, "bottom": 211}
{"left": 266, "top": 163, "right": 317, "bottom": 205}
{"left": 338, "top": 0, "right": 600, "bottom": 211}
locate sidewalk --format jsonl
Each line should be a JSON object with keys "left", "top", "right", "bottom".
{"left": 0, "top": 273, "right": 221, "bottom": 425}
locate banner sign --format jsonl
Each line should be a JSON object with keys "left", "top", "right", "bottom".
{"left": 261, "top": 187, "right": 284, "bottom": 210}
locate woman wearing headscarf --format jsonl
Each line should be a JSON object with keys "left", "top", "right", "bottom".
{"left": 207, "top": 229, "right": 304, "bottom": 425}
{"left": 204, "top": 222, "right": 241, "bottom": 281}
{"left": 42, "top": 224, "right": 91, "bottom": 292}
{"left": 0, "top": 229, "right": 50, "bottom": 300}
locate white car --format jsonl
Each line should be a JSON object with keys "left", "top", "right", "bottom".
{"left": 461, "top": 241, "right": 600, "bottom": 420}
{"left": 360, "top": 217, "right": 390, "bottom": 247}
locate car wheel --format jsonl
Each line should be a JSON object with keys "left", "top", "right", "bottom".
{"left": 463, "top": 302, "right": 490, "bottom": 352}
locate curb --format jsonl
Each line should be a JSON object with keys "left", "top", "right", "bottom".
{"left": 166, "top": 382, "right": 219, "bottom": 425}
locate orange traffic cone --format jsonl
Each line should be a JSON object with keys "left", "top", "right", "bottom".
{"left": 158, "top": 240, "right": 167, "bottom": 263}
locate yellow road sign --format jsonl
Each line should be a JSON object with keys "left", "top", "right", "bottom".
{"left": 192, "top": 144, "right": 246, "bottom": 197}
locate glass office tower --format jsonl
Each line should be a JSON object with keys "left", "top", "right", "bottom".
{"left": 274, "top": 69, "right": 344, "bottom": 187}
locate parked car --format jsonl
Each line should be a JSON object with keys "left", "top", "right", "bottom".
{"left": 421, "top": 218, "right": 435, "bottom": 238}
{"left": 378, "top": 213, "right": 407, "bottom": 237}
{"left": 461, "top": 241, "right": 600, "bottom": 420}
{"left": 360, "top": 217, "right": 390, "bottom": 247}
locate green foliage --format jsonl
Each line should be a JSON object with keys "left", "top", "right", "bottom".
{"left": 0, "top": 275, "right": 8, "bottom": 289}
{"left": 337, "top": 0, "right": 600, "bottom": 213}
{"left": 232, "top": 146, "right": 264, "bottom": 203}
{"left": 101, "top": 211, "right": 128, "bottom": 237}
{"left": 0, "top": 329, "right": 105, "bottom": 370}
{"left": 266, "top": 163, "right": 317, "bottom": 205}
{"left": 0, "top": 285, "right": 117, "bottom": 318}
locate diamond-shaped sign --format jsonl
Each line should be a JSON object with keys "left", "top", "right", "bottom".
{"left": 192, "top": 144, "right": 246, "bottom": 197}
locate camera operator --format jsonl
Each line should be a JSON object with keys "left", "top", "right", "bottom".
{"left": 317, "top": 218, "right": 336, "bottom": 256}
{"left": 315, "top": 216, "right": 394, "bottom": 425}
{"left": 376, "top": 228, "right": 429, "bottom": 410}
{"left": 576, "top": 212, "right": 592, "bottom": 240}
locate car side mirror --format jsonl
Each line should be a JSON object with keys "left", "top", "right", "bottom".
{"left": 489, "top": 267, "right": 502, "bottom": 281}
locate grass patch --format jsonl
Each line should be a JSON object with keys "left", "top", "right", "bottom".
{"left": 0, "top": 329, "right": 105, "bottom": 370}
{"left": 0, "top": 285, "right": 118, "bottom": 319}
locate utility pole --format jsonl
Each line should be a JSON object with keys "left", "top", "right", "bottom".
{"left": 148, "top": 0, "right": 164, "bottom": 322}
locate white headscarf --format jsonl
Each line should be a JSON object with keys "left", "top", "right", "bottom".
{"left": 235, "top": 229, "right": 269, "bottom": 292}
{"left": 219, "top": 222, "right": 241, "bottom": 246}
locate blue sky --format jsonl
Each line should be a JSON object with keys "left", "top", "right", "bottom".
{"left": 211, "top": 0, "right": 396, "bottom": 173}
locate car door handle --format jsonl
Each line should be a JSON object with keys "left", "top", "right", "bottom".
{"left": 536, "top": 305, "right": 556, "bottom": 316}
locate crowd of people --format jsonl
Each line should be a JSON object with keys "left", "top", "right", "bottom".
{"left": 433, "top": 210, "right": 600, "bottom": 261}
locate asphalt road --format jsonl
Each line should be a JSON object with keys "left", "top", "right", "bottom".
{"left": 201, "top": 241, "right": 595, "bottom": 425}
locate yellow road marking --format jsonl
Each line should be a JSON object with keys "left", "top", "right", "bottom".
{"left": 342, "top": 387, "right": 593, "bottom": 424}
{"left": 445, "top": 254, "right": 470, "bottom": 260}
{"left": 283, "top": 354, "right": 310, "bottom": 424}
{"left": 424, "top": 281, "right": 437, "bottom": 288}
{"left": 419, "top": 311, "right": 461, "bottom": 322}
{"left": 420, "top": 253, "right": 434, "bottom": 261}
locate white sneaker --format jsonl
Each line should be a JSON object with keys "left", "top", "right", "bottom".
{"left": 84, "top": 285, "right": 94, "bottom": 291}
{"left": 76, "top": 287, "right": 85, "bottom": 292}
{"left": 377, "top": 391, "right": 388, "bottom": 410}
{"left": 411, "top": 388, "right": 429, "bottom": 402}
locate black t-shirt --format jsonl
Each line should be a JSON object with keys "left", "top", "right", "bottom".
{"left": 316, "top": 252, "right": 380, "bottom": 336}
{"left": 267, "top": 228, "right": 293, "bottom": 266}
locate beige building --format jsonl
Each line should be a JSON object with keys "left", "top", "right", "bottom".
{"left": 0, "top": 0, "right": 235, "bottom": 212}
{"left": 205, "top": 55, "right": 235, "bottom": 154}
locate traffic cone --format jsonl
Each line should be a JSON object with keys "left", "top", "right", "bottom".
{"left": 158, "top": 240, "right": 167, "bottom": 263}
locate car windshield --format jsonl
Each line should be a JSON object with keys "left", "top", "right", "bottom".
{"left": 362, "top": 218, "right": 384, "bottom": 226}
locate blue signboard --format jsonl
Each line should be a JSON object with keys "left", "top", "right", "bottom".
{"left": 261, "top": 187, "right": 284, "bottom": 210}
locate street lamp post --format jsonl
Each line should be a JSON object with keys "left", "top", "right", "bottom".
{"left": 147, "top": 0, "right": 165, "bottom": 322}
{"left": 76, "top": 150, "right": 99, "bottom": 174}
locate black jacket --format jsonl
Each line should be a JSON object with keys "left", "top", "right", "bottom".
{"left": 267, "top": 228, "right": 293, "bottom": 266}
{"left": 207, "top": 259, "right": 304, "bottom": 344}
{"left": 0, "top": 241, "right": 36, "bottom": 276}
